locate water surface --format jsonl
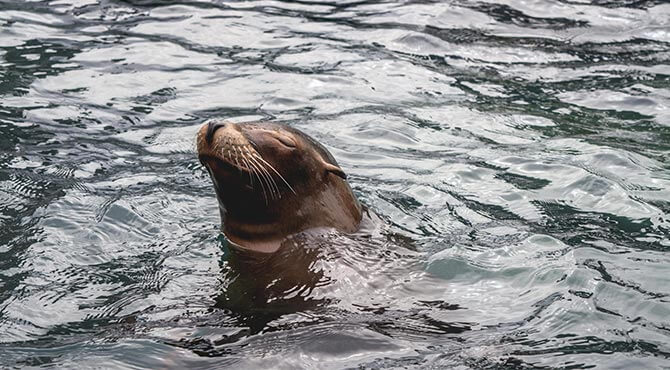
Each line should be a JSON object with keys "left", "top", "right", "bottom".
{"left": 1, "top": 0, "right": 670, "bottom": 368}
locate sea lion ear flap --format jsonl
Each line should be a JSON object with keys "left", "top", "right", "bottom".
{"left": 323, "top": 162, "right": 347, "bottom": 180}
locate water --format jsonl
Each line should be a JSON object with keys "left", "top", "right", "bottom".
{"left": 1, "top": 0, "right": 669, "bottom": 368}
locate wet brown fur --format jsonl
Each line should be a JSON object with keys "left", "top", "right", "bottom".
{"left": 197, "top": 120, "right": 362, "bottom": 253}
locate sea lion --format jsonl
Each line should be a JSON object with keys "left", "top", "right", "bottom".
{"left": 197, "top": 119, "right": 362, "bottom": 253}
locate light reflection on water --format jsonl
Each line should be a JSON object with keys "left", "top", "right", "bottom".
{"left": 1, "top": 0, "right": 669, "bottom": 368}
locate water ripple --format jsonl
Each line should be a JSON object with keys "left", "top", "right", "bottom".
{"left": 1, "top": 0, "right": 669, "bottom": 368}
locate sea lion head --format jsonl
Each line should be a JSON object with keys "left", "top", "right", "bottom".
{"left": 197, "top": 119, "right": 362, "bottom": 253}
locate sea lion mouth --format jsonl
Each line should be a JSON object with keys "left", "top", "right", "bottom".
{"left": 199, "top": 150, "right": 297, "bottom": 203}
{"left": 198, "top": 154, "right": 251, "bottom": 174}
{"left": 198, "top": 148, "right": 257, "bottom": 173}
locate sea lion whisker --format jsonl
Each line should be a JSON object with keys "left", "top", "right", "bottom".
{"left": 255, "top": 156, "right": 281, "bottom": 199}
{"left": 245, "top": 148, "right": 279, "bottom": 202}
{"left": 233, "top": 146, "right": 243, "bottom": 170}
{"left": 243, "top": 155, "right": 269, "bottom": 204}
{"left": 235, "top": 147, "right": 253, "bottom": 181}
{"left": 242, "top": 149, "right": 261, "bottom": 189}
{"left": 234, "top": 147, "right": 248, "bottom": 180}
{"left": 263, "top": 166, "right": 281, "bottom": 199}
{"left": 246, "top": 153, "right": 275, "bottom": 201}
{"left": 240, "top": 156, "right": 255, "bottom": 189}
{"left": 245, "top": 153, "right": 273, "bottom": 203}
{"left": 254, "top": 153, "right": 297, "bottom": 196}
{"left": 248, "top": 154, "right": 280, "bottom": 200}
{"left": 244, "top": 149, "right": 277, "bottom": 197}
{"left": 255, "top": 156, "right": 284, "bottom": 199}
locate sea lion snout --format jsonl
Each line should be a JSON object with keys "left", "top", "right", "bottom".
{"left": 199, "top": 120, "right": 248, "bottom": 152}
{"left": 197, "top": 120, "right": 255, "bottom": 174}
{"left": 205, "top": 120, "right": 230, "bottom": 144}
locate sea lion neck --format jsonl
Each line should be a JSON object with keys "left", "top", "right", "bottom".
{"left": 219, "top": 191, "right": 300, "bottom": 225}
{"left": 222, "top": 182, "right": 361, "bottom": 246}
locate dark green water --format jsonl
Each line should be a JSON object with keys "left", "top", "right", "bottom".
{"left": 1, "top": 0, "right": 669, "bottom": 368}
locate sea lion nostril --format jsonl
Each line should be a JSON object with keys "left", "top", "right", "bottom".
{"left": 205, "top": 121, "right": 226, "bottom": 144}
